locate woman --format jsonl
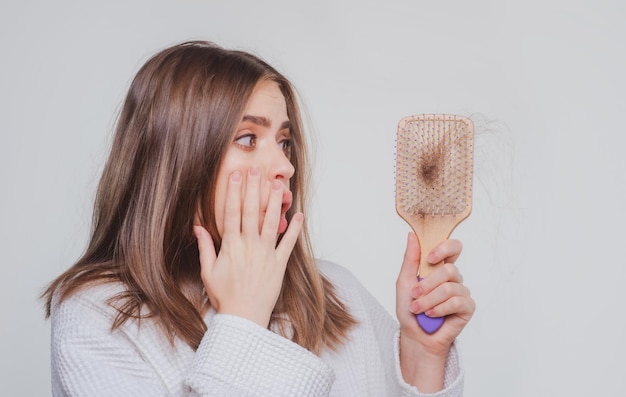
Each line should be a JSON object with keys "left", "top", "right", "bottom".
{"left": 43, "top": 41, "right": 475, "bottom": 396}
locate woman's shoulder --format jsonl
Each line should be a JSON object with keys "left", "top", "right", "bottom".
{"left": 316, "top": 258, "right": 397, "bottom": 333}
{"left": 50, "top": 281, "right": 128, "bottom": 326}
{"left": 316, "top": 259, "right": 362, "bottom": 288}
{"left": 315, "top": 259, "right": 375, "bottom": 306}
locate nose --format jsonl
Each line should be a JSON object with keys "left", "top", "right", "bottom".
{"left": 266, "top": 144, "right": 295, "bottom": 183}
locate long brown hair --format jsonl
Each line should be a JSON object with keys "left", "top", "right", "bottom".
{"left": 42, "top": 41, "right": 355, "bottom": 354}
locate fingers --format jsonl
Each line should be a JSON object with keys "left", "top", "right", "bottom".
{"left": 224, "top": 166, "right": 287, "bottom": 238}
{"left": 242, "top": 166, "right": 261, "bottom": 234}
{"left": 223, "top": 171, "right": 243, "bottom": 236}
{"left": 424, "top": 293, "right": 476, "bottom": 320}
{"left": 275, "top": 212, "right": 304, "bottom": 262}
{"left": 427, "top": 239, "right": 463, "bottom": 265}
{"left": 261, "top": 179, "right": 284, "bottom": 239}
{"left": 410, "top": 278, "right": 470, "bottom": 313}
{"left": 219, "top": 165, "right": 300, "bottom": 259}
{"left": 397, "top": 232, "right": 421, "bottom": 286}
{"left": 409, "top": 262, "right": 473, "bottom": 318}
{"left": 411, "top": 263, "right": 463, "bottom": 299}
{"left": 193, "top": 225, "right": 217, "bottom": 274}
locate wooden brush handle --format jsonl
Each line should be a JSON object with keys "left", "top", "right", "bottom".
{"left": 412, "top": 222, "right": 453, "bottom": 335}
{"left": 416, "top": 230, "right": 447, "bottom": 277}
{"left": 410, "top": 215, "right": 463, "bottom": 278}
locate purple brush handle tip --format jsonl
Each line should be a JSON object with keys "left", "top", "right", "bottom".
{"left": 416, "top": 312, "right": 445, "bottom": 334}
{"left": 416, "top": 277, "right": 445, "bottom": 334}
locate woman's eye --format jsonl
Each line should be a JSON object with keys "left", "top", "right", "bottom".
{"left": 279, "top": 138, "right": 291, "bottom": 154}
{"left": 235, "top": 134, "right": 256, "bottom": 148}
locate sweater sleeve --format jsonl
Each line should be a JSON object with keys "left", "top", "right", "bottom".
{"left": 51, "top": 286, "right": 334, "bottom": 397}
{"left": 186, "top": 314, "right": 334, "bottom": 396}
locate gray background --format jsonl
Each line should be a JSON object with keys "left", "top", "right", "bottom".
{"left": 1, "top": 1, "right": 625, "bottom": 396}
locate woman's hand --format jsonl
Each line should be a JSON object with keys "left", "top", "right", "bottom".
{"left": 193, "top": 167, "right": 304, "bottom": 328}
{"left": 396, "top": 232, "right": 475, "bottom": 391}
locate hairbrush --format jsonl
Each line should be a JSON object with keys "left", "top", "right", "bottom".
{"left": 395, "top": 114, "right": 474, "bottom": 334}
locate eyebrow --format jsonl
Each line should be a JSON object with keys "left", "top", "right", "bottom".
{"left": 242, "top": 115, "right": 291, "bottom": 130}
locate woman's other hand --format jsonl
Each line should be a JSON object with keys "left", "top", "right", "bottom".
{"left": 396, "top": 232, "right": 475, "bottom": 391}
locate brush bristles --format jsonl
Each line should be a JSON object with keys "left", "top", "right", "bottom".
{"left": 396, "top": 115, "right": 473, "bottom": 216}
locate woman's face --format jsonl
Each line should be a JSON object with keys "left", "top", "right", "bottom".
{"left": 213, "top": 79, "right": 296, "bottom": 237}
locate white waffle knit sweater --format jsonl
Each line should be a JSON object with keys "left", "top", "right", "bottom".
{"left": 50, "top": 260, "right": 463, "bottom": 396}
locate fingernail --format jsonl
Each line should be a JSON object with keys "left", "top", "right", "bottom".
{"left": 272, "top": 179, "right": 282, "bottom": 190}
{"left": 411, "top": 286, "right": 424, "bottom": 299}
{"left": 410, "top": 301, "right": 421, "bottom": 314}
{"left": 249, "top": 166, "right": 260, "bottom": 176}
{"left": 231, "top": 170, "right": 241, "bottom": 181}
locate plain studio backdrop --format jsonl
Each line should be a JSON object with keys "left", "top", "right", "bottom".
{"left": 1, "top": 1, "right": 625, "bottom": 396}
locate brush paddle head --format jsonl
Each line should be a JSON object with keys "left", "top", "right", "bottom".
{"left": 395, "top": 114, "right": 474, "bottom": 276}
